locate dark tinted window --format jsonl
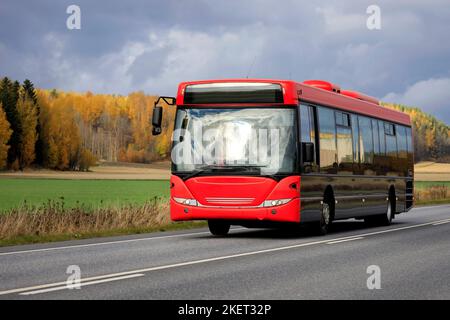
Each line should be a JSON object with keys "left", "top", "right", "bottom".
{"left": 396, "top": 125, "right": 407, "bottom": 159}
{"left": 396, "top": 125, "right": 408, "bottom": 176}
{"left": 337, "top": 125, "right": 353, "bottom": 174}
{"left": 343, "top": 113, "right": 350, "bottom": 127}
{"left": 318, "top": 107, "right": 337, "bottom": 174}
{"left": 359, "top": 117, "right": 374, "bottom": 175}
{"left": 301, "top": 105, "right": 312, "bottom": 143}
{"left": 385, "top": 123, "right": 395, "bottom": 136}
{"left": 372, "top": 119, "right": 380, "bottom": 154}
{"left": 335, "top": 112, "right": 343, "bottom": 126}
{"left": 184, "top": 83, "right": 283, "bottom": 104}
{"left": 386, "top": 127, "right": 397, "bottom": 157}
{"left": 371, "top": 119, "right": 381, "bottom": 174}
{"left": 335, "top": 112, "right": 350, "bottom": 127}
{"left": 406, "top": 127, "right": 413, "bottom": 153}
{"left": 406, "top": 127, "right": 414, "bottom": 174}
{"left": 378, "top": 120, "right": 385, "bottom": 155}
{"left": 300, "top": 105, "right": 318, "bottom": 172}
{"left": 385, "top": 122, "right": 398, "bottom": 175}
{"left": 351, "top": 114, "right": 360, "bottom": 174}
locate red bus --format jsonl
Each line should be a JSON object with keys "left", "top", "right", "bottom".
{"left": 152, "top": 79, "right": 414, "bottom": 236}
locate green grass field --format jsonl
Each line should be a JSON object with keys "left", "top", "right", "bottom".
{"left": 414, "top": 181, "right": 450, "bottom": 189}
{"left": 0, "top": 179, "right": 170, "bottom": 211}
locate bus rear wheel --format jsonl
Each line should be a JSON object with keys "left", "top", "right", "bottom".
{"left": 208, "top": 220, "right": 230, "bottom": 236}
{"left": 365, "top": 198, "right": 394, "bottom": 226}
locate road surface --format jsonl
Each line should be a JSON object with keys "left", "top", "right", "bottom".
{"left": 0, "top": 205, "right": 449, "bottom": 299}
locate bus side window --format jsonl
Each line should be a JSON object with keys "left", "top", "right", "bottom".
{"left": 396, "top": 125, "right": 408, "bottom": 177}
{"left": 406, "top": 127, "right": 414, "bottom": 173}
{"left": 300, "top": 104, "right": 318, "bottom": 172}
{"left": 318, "top": 107, "right": 337, "bottom": 174}
{"left": 300, "top": 105, "right": 312, "bottom": 143}
{"left": 358, "top": 116, "right": 375, "bottom": 175}
{"left": 351, "top": 114, "right": 361, "bottom": 175}
{"left": 336, "top": 112, "right": 353, "bottom": 175}
{"left": 372, "top": 119, "right": 380, "bottom": 175}
{"left": 385, "top": 122, "right": 398, "bottom": 175}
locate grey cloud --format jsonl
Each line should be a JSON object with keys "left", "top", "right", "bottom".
{"left": 0, "top": 0, "right": 449, "bottom": 123}
{"left": 383, "top": 77, "right": 450, "bottom": 124}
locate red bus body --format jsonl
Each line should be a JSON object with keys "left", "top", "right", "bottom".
{"left": 169, "top": 79, "right": 413, "bottom": 228}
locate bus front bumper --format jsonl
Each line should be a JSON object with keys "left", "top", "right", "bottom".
{"left": 170, "top": 198, "right": 300, "bottom": 223}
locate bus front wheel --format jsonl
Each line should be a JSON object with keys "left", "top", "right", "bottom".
{"left": 316, "top": 201, "right": 332, "bottom": 235}
{"left": 208, "top": 220, "right": 230, "bottom": 236}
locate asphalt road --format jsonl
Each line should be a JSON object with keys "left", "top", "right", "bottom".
{"left": 0, "top": 205, "right": 449, "bottom": 300}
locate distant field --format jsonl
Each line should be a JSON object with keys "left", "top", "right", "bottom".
{"left": 415, "top": 181, "right": 450, "bottom": 189}
{"left": 415, "top": 162, "right": 450, "bottom": 181}
{"left": 0, "top": 179, "right": 169, "bottom": 211}
{"left": 0, "top": 162, "right": 171, "bottom": 180}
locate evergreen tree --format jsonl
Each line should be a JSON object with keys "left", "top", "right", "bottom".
{"left": 23, "top": 79, "right": 43, "bottom": 165}
{"left": 0, "top": 77, "right": 22, "bottom": 168}
{"left": 0, "top": 103, "right": 12, "bottom": 169}
{"left": 23, "top": 79, "right": 37, "bottom": 104}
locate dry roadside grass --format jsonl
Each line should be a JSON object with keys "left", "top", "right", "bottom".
{"left": 0, "top": 198, "right": 171, "bottom": 242}
{"left": 415, "top": 185, "right": 449, "bottom": 203}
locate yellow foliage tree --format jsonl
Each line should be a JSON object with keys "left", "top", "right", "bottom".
{"left": 0, "top": 103, "right": 12, "bottom": 169}
{"left": 16, "top": 97, "right": 38, "bottom": 169}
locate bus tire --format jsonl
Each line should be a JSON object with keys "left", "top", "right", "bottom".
{"left": 316, "top": 201, "right": 332, "bottom": 235}
{"left": 208, "top": 220, "right": 230, "bottom": 236}
{"left": 378, "top": 197, "right": 394, "bottom": 226}
{"left": 365, "top": 196, "right": 394, "bottom": 226}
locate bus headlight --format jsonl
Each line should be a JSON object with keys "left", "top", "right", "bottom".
{"left": 263, "top": 199, "right": 292, "bottom": 207}
{"left": 173, "top": 197, "right": 198, "bottom": 206}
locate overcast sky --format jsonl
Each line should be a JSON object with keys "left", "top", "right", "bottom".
{"left": 1, "top": 0, "right": 449, "bottom": 123}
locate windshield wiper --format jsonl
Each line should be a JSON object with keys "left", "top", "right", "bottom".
{"left": 182, "top": 164, "right": 266, "bottom": 180}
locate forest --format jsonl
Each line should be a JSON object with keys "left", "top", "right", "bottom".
{"left": 0, "top": 76, "right": 175, "bottom": 171}
{"left": 0, "top": 76, "right": 448, "bottom": 171}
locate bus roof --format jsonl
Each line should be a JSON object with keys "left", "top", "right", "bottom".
{"left": 176, "top": 79, "right": 411, "bottom": 126}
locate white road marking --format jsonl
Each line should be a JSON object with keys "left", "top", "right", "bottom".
{"left": 19, "top": 274, "right": 144, "bottom": 295}
{"left": 432, "top": 219, "right": 450, "bottom": 226}
{"left": 2, "top": 217, "right": 450, "bottom": 296}
{"left": 327, "top": 237, "right": 364, "bottom": 245}
{"left": 0, "top": 227, "right": 246, "bottom": 257}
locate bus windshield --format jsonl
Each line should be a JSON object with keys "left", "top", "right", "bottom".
{"left": 171, "top": 107, "right": 297, "bottom": 176}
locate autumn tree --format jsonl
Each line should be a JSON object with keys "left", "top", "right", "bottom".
{"left": 0, "top": 103, "right": 12, "bottom": 169}
{"left": 16, "top": 95, "right": 38, "bottom": 169}
{"left": 0, "top": 77, "right": 22, "bottom": 168}
{"left": 23, "top": 79, "right": 43, "bottom": 165}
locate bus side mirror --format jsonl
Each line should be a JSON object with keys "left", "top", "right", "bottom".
{"left": 152, "top": 106, "right": 163, "bottom": 136}
{"left": 302, "top": 142, "right": 314, "bottom": 163}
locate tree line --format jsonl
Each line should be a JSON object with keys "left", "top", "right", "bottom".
{"left": 0, "top": 76, "right": 175, "bottom": 171}
{"left": 0, "top": 76, "right": 448, "bottom": 171}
